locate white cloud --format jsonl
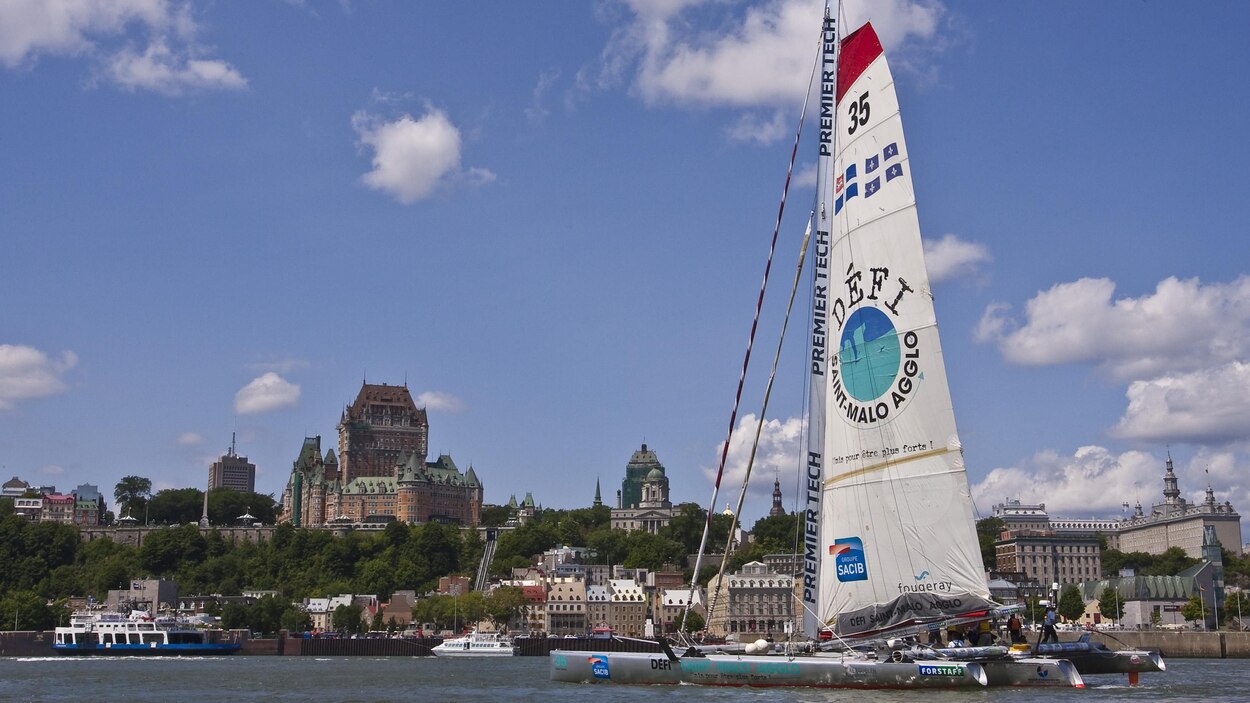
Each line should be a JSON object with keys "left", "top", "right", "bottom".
{"left": 923, "top": 233, "right": 990, "bottom": 283}
{"left": 704, "top": 413, "right": 805, "bottom": 506}
{"left": 972, "top": 445, "right": 1250, "bottom": 521}
{"left": 353, "top": 108, "right": 495, "bottom": 204}
{"left": 1110, "top": 362, "right": 1250, "bottom": 444}
{"left": 234, "top": 372, "right": 300, "bottom": 414}
{"left": 417, "top": 390, "right": 465, "bottom": 413}
{"left": 0, "top": 344, "right": 78, "bottom": 410}
{"left": 38, "top": 463, "right": 65, "bottom": 476}
{"left": 612, "top": 0, "right": 946, "bottom": 110}
{"left": 525, "top": 68, "right": 561, "bottom": 123}
{"left": 977, "top": 276, "right": 1250, "bottom": 381}
{"left": 972, "top": 446, "right": 1164, "bottom": 518}
{"left": 725, "top": 110, "right": 790, "bottom": 144}
{"left": 105, "top": 39, "right": 246, "bottom": 95}
{"left": 177, "top": 432, "right": 206, "bottom": 446}
{"left": 0, "top": 0, "right": 246, "bottom": 94}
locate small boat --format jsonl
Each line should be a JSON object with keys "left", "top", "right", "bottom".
{"left": 53, "top": 610, "right": 240, "bottom": 655}
{"left": 431, "top": 630, "right": 517, "bottom": 657}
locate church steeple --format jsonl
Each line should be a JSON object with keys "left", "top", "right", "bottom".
{"left": 769, "top": 474, "right": 784, "bottom": 517}
{"left": 593, "top": 478, "right": 602, "bottom": 508}
{"left": 1163, "top": 452, "right": 1181, "bottom": 505}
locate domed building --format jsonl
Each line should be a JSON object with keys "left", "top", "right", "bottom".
{"left": 610, "top": 443, "right": 681, "bottom": 533}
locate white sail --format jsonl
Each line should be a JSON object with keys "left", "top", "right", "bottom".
{"left": 813, "top": 22, "right": 995, "bottom": 639}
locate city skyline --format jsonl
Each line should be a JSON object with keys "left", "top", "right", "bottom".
{"left": 3, "top": 1, "right": 1250, "bottom": 526}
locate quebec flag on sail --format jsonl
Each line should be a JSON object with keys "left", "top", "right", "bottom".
{"left": 834, "top": 163, "right": 858, "bottom": 214}
{"left": 864, "top": 143, "right": 904, "bottom": 199}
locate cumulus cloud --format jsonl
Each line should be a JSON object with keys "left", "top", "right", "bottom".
{"left": 977, "top": 276, "right": 1250, "bottom": 381}
{"left": 353, "top": 108, "right": 495, "bottom": 204}
{"left": 38, "top": 464, "right": 65, "bottom": 476}
{"left": 1110, "top": 362, "right": 1250, "bottom": 444}
{"left": 726, "top": 110, "right": 791, "bottom": 144}
{"left": 417, "top": 390, "right": 465, "bottom": 413}
{"left": 177, "top": 432, "right": 206, "bottom": 446}
{"left": 0, "top": 0, "right": 246, "bottom": 94}
{"left": 234, "top": 372, "right": 300, "bottom": 414}
{"left": 0, "top": 344, "right": 78, "bottom": 410}
{"left": 923, "top": 233, "right": 990, "bottom": 283}
{"left": 609, "top": 0, "right": 945, "bottom": 110}
{"left": 972, "top": 446, "right": 1163, "bottom": 518}
{"left": 972, "top": 445, "right": 1250, "bottom": 520}
{"left": 105, "top": 38, "right": 246, "bottom": 95}
{"left": 705, "top": 413, "right": 805, "bottom": 505}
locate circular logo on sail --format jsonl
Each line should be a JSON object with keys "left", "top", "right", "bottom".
{"left": 838, "top": 308, "right": 900, "bottom": 402}
{"left": 830, "top": 300, "right": 923, "bottom": 427}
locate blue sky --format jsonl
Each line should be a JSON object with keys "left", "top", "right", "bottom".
{"left": 2, "top": 0, "right": 1249, "bottom": 535}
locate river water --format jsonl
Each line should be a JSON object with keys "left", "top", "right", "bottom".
{"left": 0, "top": 655, "right": 1245, "bottom": 702}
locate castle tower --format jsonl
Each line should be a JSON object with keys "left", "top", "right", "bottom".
{"left": 338, "top": 382, "right": 428, "bottom": 483}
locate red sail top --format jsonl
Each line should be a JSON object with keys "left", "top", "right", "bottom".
{"left": 837, "top": 22, "right": 883, "bottom": 103}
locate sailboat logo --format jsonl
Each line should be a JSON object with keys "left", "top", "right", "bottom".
{"left": 831, "top": 537, "right": 868, "bottom": 582}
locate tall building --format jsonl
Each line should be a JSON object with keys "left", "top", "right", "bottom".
{"left": 618, "top": 443, "right": 662, "bottom": 509}
{"left": 208, "top": 434, "right": 256, "bottom": 493}
{"left": 337, "top": 382, "right": 429, "bottom": 483}
{"left": 611, "top": 444, "right": 680, "bottom": 533}
{"left": 1117, "top": 455, "right": 1243, "bottom": 558}
{"left": 279, "top": 381, "right": 482, "bottom": 528}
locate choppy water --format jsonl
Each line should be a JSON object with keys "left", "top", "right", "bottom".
{"left": 0, "top": 655, "right": 1244, "bottom": 703}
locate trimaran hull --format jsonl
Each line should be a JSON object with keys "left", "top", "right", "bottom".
{"left": 550, "top": 650, "right": 1084, "bottom": 688}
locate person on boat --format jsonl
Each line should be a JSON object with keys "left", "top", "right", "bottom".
{"left": 926, "top": 628, "right": 943, "bottom": 647}
{"left": 1007, "top": 613, "right": 1025, "bottom": 644}
{"left": 945, "top": 626, "right": 966, "bottom": 647}
{"left": 1041, "top": 607, "right": 1059, "bottom": 644}
{"left": 974, "top": 620, "right": 996, "bottom": 647}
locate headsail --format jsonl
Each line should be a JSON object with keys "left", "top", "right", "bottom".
{"left": 812, "top": 21, "right": 996, "bottom": 639}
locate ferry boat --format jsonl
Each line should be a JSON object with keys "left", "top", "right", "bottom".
{"left": 431, "top": 630, "right": 517, "bottom": 657}
{"left": 53, "top": 610, "right": 241, "bottom": 655}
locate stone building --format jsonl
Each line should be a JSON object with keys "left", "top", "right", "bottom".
{"left": 1117, "top": 455, "right": 1242, "bottom": 558}
{"left": 610, "top": 443, "right": 681, "bottom": 533}
{"left": 706, "top": 560, "right": 795, "bottom": 640}
{"left": 337, "top": 382, "right": 429, "bottom": 483}
{"left": 994, "top": 530, "right": 1102, "bottom": 587}
{"left": 546, "top": 576, "right": 587, "bottom": 635}
{"left": 278, "top": 382, "right": 482, "bottom": 528}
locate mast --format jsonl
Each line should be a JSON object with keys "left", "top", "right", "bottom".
{"left": 802, "top": 0, "right": 839, "bottom": 641}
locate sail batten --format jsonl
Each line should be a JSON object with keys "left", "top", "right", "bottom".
{"left": 812, "top": 21, "right": 994, "bottom": 640}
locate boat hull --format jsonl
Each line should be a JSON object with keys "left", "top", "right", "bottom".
{"left": 52, "top": 643, "right": 241, "bottom": 655}
{"left": 550, "top": 650, "right": 1082, "bottom": 688}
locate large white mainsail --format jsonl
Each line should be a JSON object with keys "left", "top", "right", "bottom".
{"left": 810, "top": 21, "right": 996, "bottom": 639}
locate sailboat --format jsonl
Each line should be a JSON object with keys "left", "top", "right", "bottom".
{"left": 551, "top": 4, "right": 1147, "bottom": 689}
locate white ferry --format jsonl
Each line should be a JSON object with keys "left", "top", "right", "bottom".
{"left": 431, "top": 630, "right": 517, "bottom": 657}
{"left": 53, "top": 610, "right": 241, "bottom": 655}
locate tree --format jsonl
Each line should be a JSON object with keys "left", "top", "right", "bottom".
{"left": 975, "top": 517, "right": 1005, "bottom": 570}
{"left": 113, "top": 476, "right": 152, "bottom": 519}
{"left": 1057, "top": 584, "right": 1085, "bottom": 623}
{"left": 147, "top": 488, "right": 203, "bottom": 525}
{"left": 483, "top": 586, "right": 527, "bottom": 631}
{"left": 749, "top": 513, "right": 798, "bottom": 552}
{"left": 1097, "top": 584, "right": 1124, "bottom": 622}
{"left": 1180, "top": 595, "right": 1205, "bottom": 626}
{"left": 332, "top": 603, "right": 365, "bottom": 635}
{"left": 675, "top": 610, "right": 704, "bottom": 634}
